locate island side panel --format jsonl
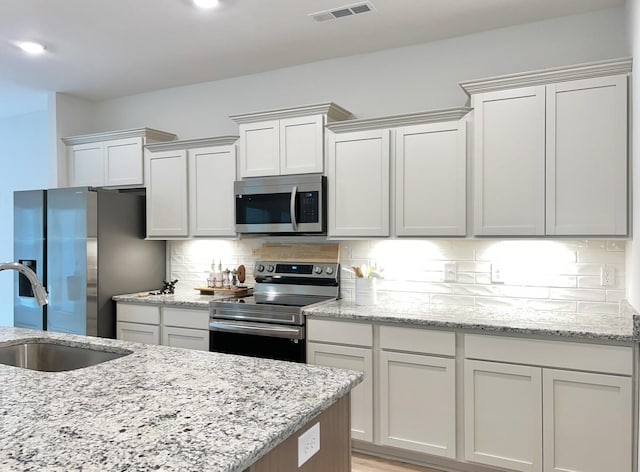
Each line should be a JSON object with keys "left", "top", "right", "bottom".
{"left": 248, "top": 394, "right": 351, "bottom": 472}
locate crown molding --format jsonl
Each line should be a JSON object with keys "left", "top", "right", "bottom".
{"left": 62, "top": 127, "right": 176, "bottom": 145}
{"left": 325, "top": 107, "right": 472, "bottom": 133}
{"left": 230, "top": 102, "right": 353, "bottom": 124}
{"left": 145, "top": 136, "right": 239, "bottom": 152}
{"left": 459, "top": 57, "right": 632, "bottom": 96}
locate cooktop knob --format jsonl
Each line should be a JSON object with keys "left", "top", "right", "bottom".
{"left": 266, "top": 264, "right": 275, "bottom": 272}
{"left": 325, "top": 266, "right": 334, "bottom": 275}
{"left": 256, "top": 264, "right": 265, "bottom": 272}
{"left": 314, "top": 266, "right": 323, "bottom": 274}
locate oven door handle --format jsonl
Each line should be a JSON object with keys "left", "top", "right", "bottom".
{"left": 290, "top": 185, "right": 298, "bottom": 232}
{"left": 209, "top": 320, "right": 304, "bottom": 340}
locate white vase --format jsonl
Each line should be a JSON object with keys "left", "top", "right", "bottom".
{"left": 355, "top": 277, "right": 377, "bottom": 306}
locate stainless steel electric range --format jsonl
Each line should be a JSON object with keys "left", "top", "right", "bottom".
{"left": 208, "top": 260, "right": 339, "bottom": 363}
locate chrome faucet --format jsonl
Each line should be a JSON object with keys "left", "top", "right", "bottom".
{"left": 0, "top": 262, "right": 48, "bottom": 306}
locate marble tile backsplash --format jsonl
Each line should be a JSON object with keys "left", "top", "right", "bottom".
{"left": 169, "top": 239, "right": 626, "bottom": 315}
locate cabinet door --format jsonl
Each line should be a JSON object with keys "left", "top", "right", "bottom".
{"left": 379, "top": 351, "right": 455, "bottom": 458}
{"left": 473, "top": 86, "right": 546, "bottom": 236}
{"left": 464, "top": 359, "right": 542, "bottom": 472}
{"left": 68, "top": 142, "right": 104, "bottom": 187}
{"left": 307, "top": 342, "right": 373, "bottom": 442}
{"left": 146, "top": 149, "right": 189, "bottom": 237}
{"left": 116, "top": 321, "right": 160, "bottom": 345}
{"left": 280, "top": 115, "right": 324, "bottom": 175}
{"left": 188, "top": 145, "right": 237, "bottom": 237}
{"left": 396, "top": 121, "right": 466, "bottom": 236}
{"left": 546, "top": 75, "right": 627, "bottom": 235}
{"left": 239, "top": 121, "right": 280, "bottom": 177}
{"left": 543, "top": 369, "right": 631, "bottom": 472}
{"left": 163, "top": 326, "right": 209, "bottom": 351}
{"left": 104, "top": 137, "right": 144, "bottom": 186}
{"left": 328, "top": 129, "right": 390, "bottom": 237}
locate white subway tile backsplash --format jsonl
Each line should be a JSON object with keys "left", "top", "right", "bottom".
{"left": 169, "top": 238, "right": 626, "bottom": 315}
{"left": 577, "top": 250, "right": 626, "bottom": 264}
{"left": 549, "top": 288, "right": 607, "bottom": 302}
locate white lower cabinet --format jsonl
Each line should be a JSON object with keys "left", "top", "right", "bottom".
{"left": 116, "top": 302, "right": 209, "bottom": 351}
{"left": 307, "top": 342, "right": 374, "bottom": 442}
{"left": 379, "top": 350, "right": 455, "bottom": 457}
{"left": 117, "top": 322, "right": 160, "bottom": 345}
{"left": 162, "top": 306, "right": 210, "bottom": 351}
{"left": 464, "top": 334, "right": 633, "bottom": 472}
{"left": 542, "top": 369, "right": 631, "bottom": 472}
{"left": 307, "top": 318, "right": 374, "bottom": 442}
{"left": 464, "top": 360, "right": 542, "bottom": 472}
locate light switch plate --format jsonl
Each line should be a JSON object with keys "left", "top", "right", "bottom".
{"left": 298, "top": 422, "right": 320, "bottom": 467}
{"left": 444, "top": 262, "right": 457, "bottom": 282}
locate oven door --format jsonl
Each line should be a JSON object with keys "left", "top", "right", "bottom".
{"left": 209, "top": 320, "right": 306, "bottom": 363}
{"left": 234, "top": 174, "right": 325, "bottom": 234}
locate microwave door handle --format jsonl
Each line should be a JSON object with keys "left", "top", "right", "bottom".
{"left": 290, "top": 185, "right": 298, "bottom": 231}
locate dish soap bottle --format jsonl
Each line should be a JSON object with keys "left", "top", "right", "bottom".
{"left": 215, "top": 260, "right": 223, "bottom": 288}
{"left": 208, "top": 259, "right": 216, "bottom": 288}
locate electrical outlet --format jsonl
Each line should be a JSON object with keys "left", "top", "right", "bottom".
{"left": 297, "top": 422, "right": 320, "bottom": 466}
{"left": 491, "top": 264, "right": 504, "bottom": 284}
{"left": 601, "top": 265, "right": 615, "bottom": 286}
{"left": 443, "top": 262, "right": 457, "bottom": 282}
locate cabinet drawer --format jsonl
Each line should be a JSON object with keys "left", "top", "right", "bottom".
{"left": 307, "top": 318, "right": 372, "bottom": 347}
{"left": 117, "top": 303, "right": 160, "bottom": 325}
{"left": 465, "top": 333, "right": 632, "bottom": 375}
{"left": 163, "top": 326, "right": 209, "bottom": 351}
{"left": 163, "top": 307, "right": 209, "bottom": 330}
{"left": 380, "top": 325, "right": 455, "bottom": 356}
{"left": 117, "top": 321, "right": 160, "bottom": 345}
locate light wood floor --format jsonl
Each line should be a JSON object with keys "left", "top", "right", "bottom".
{"left": 352, "top": 452, "right": 442, "bottom": 472}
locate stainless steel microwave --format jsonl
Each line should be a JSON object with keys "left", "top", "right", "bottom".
{"left": 234, "top": 174, "right": 326, "bottom": 235}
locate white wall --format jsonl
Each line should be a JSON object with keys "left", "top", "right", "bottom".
{"left": 0, "top": 110, "right": 50, "bottom": 326}
{"left": 93, "top": 7, "right": 628, "bottom": 138}
{"left": 50, "top": 93, "right": 98, "bottom": 187}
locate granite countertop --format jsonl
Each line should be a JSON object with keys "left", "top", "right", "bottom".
{"left": 303, "top": 296, "right": 638, "bottom": 342}
{"left": 113, "top": 290, "right": 238, "bottom": 309}
{"left": 0, "top": 327, "right": 362, "bottom": 472}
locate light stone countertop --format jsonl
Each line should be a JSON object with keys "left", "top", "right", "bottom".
{"left": 0, "top": 327, "right": 362, "bottom": 472}
{"left": 113, "top": 290, "right": 237, "bottom": 309}
{"left": 303, "top": 295, "right": 637, "bottom": 343}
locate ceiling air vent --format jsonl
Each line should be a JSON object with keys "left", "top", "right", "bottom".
{"left": 310, "top": 2, "right": 374, "bottom": 22}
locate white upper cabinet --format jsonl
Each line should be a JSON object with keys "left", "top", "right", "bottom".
{"left": 230, "top": 102, "right": 352, "bottom": 178}
{"left": 396, "top": 117, "right": 467, "bottom": 236}
{"left": 470, "top": 86, "right": 546, "bottom": 236}
{"left": 145, "top": 148, "right": 189, "bottom": 238}
{"left": 546, "top": 75, "right": 627, "bottom": 235}
{"left": 145, "top": 136, "right": 238, "bottom": 239}
{"left": 461, "top": 58, "right": 630, "bottom": 237}
{"left": 188, "top": 144, "right": 237, "bottom": 237}
{"left": 63, "top": 128, "right": 176, "bottom": 188}
{"left": 327, "top": 108, "right": 470, "bottom": 238}
{"left": 327, "top": 128, "right": 390, "bottom": 237}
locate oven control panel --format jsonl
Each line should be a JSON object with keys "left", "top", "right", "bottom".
{"left": 254, "top": 261, "right": 339, "bottom": 280}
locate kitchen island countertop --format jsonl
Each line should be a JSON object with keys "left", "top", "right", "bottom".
{"left": 303, "top": 295, "right": 638, "bottom": 342}
{"left": 0, "top": 327, "right": 362, "bottom": 471}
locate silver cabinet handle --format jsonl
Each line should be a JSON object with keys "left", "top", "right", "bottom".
{"left": 290, "top": 185, "right": 298, "bottom": 232}
{"left": 209, "top": 320, "right": 304, "bottom": 339}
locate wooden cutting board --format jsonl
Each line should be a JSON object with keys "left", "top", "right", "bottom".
{"left": 258, "top": 243, "right": 340, "bottom": 263}
{"left": 194, "top": 287, "right": 251, "bottom": 296}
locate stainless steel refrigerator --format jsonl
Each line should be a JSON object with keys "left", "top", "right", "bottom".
{"left": 14, "top": 187, "right": 166, "bottom": 337}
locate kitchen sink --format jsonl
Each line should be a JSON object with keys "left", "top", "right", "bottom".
{"left": 0, "top": 339, "right": 132, "bottom": 372}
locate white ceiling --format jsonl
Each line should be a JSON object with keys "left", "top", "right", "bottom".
{"left": 0, "top": 0, "right": 624, "bottom": 115}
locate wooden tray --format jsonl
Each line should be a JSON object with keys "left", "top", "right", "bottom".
{"left": 194, "top": 287, "right": 251, "bottom": 297}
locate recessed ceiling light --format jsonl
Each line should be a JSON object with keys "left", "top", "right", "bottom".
{"left": 193, "top": 0, "right": 219, "bottom": 9}
{"left": 14, "top": 41, "right": 46, "bottom": 55}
